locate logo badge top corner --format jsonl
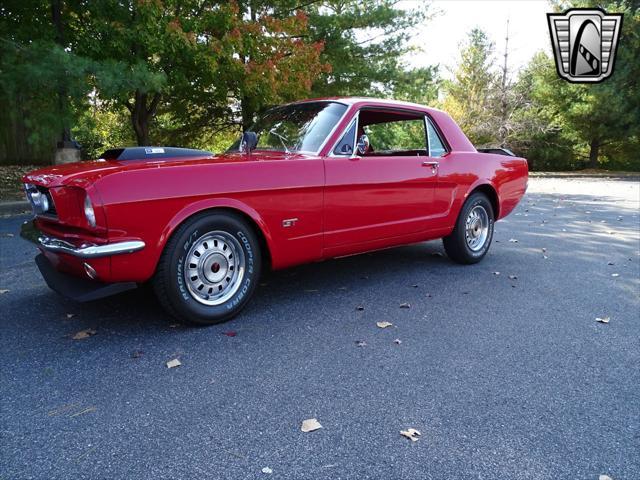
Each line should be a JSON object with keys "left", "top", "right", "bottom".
{"left": 547, "top": 8, "right": 623, "bottom": 83}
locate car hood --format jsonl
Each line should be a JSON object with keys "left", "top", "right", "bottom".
{"left": 22, "top": 151, "right": 304, "bottom": 189}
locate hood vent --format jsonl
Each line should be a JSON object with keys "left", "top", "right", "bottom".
{"left": 100, "top": 147, "right": 213, "bottom": 161}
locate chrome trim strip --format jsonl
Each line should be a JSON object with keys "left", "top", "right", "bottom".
{"left": 20, "top": 221, "right": 145, "bottom": 259}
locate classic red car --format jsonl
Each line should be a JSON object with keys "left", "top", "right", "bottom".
{"left": 21, "top": 98, "right": 528, "bottom": 324}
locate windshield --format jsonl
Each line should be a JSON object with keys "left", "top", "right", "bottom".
{"left": 228, "top": 101, "right": 347, "bottom": 154}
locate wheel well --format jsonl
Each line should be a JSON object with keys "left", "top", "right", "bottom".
{"left": 171, "top": 207, "right": 272, "bottom": 271}
{"left": 470, "top": 184, "right": 500, "bottom": 218}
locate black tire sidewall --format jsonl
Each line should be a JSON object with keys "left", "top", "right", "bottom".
{"left": 165, "top": 214, "right": 260, "bottom": 324}
{"left": 458, "top": 194, "right": 494, "bottom": 261}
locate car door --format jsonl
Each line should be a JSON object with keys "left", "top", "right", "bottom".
{"left": 323, "top": 107, "right": 440, "bottom": 250}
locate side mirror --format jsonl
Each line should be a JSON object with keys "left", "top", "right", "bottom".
{"left": 356, "top": 134, "right": 369, "bottom": 155}
{"left": 240, "top": 131, "right": 258, "bottom": 153}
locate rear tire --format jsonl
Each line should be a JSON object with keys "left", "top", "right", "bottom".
{"left": 443, "top": 192, "right": 494, "bottom": 264}
{"left": 153, "top": 211, "right": 261, "bottom": 325}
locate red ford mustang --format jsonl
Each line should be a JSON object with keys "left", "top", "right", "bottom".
{"left": 21, "top": 98, "right": 528, "bottom": 324}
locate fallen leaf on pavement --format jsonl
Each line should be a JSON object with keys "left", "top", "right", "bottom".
{"left": 69, "top": 407, "right": 96, "bottom": 417}
{"left": 400, "top": 428, "right": 421, "bottom": 442}
{"left": 509, "top": 238, "right": 518, "bottom": 243}
{"left": 355, "top": 340, "right": 367, "bottom": 347}
{"left": 399, "top": 303, "right": 411, "bottom": 309}
{"left": 166, "top": 358, "right": 182, "bottom": 368}
{"left": 262, "top": 467, "right": 273, "bottom": 474}
{"left": 376, "top": 321, "right": 393, "bottom": 329}
{"left": 393, "top": 339, "right": 402, "bottom": 345}
{"left": 0, "top": 289, "right": 9, "bottom": 295}
{"left": 508, "top": 275, "right": 518, "bottom": 280}
{"left": 492, "top": 271, "right": 500, "bottom": 275}
{"left": 72, "top": 329, "right": 96, "bottom": 340}
{"left": 301, "top": 418, "right": 322, "bottom": 432}
{"left": 596, "top": 317, "right": 610, "bottom": 324}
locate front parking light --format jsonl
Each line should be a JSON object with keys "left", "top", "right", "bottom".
{"left": 84, "top": 193, "right": 96, "bottom": 227}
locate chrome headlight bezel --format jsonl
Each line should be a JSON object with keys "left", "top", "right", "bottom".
{"left": 24, "top": 183, "right": 51, "bottom": 215}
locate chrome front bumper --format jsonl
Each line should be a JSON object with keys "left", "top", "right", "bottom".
{"left": 20, "top": 220, "right": 145, "bottom": 259}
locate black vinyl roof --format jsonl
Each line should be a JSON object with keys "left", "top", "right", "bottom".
{"left": 101, "top": 147, "right": 212, "bottom": 161}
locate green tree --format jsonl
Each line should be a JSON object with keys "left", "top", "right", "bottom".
{"left": 442, "top": 28, "right": 500, "bottom": 146}
{"left": 304, "top": 1, "right": 431, "bottom": 97}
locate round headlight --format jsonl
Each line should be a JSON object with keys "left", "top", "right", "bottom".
{"left": 84, "top": 194, "right": 96, "bottom": 227}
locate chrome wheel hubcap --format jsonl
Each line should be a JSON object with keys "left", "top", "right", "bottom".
{"left": 184, "top": 231, "right": 245, "bottom": 306}
{"left": 465, "top": 205, "right": 489, "bottom": 251}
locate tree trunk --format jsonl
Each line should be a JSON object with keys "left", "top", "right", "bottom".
{"left": 127, "top": 90, "right": 161, "bottom": 146}
{"left": 51, "top": 0, "right": 71, "bottom": 154}
{"left": 588, "top": 138, "right": 600, "bottom": 169}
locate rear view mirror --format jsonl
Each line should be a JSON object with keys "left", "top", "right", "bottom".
{"left": 240, "top": 131, "right": 258, "bottom": 153}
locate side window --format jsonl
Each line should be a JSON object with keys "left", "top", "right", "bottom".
{"left": 333, "top": 120, "right": 356, "bottom": 156}
{"left": 427, "top": 117, "right": 447, "bottom": 157}
{"left": 361, "top": 116, "right": 427, "bottom": 155}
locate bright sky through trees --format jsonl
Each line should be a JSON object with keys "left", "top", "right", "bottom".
{"left": 402, "top": 0, "right": 552, "bottom": 76}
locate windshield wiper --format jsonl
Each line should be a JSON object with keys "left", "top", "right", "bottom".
{"left": 269, "top": 128, "right": 290, "bottom": 154}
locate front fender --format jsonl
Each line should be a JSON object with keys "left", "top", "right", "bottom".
{"left": 158, "top": 197, "right": 275, "bottom": 261}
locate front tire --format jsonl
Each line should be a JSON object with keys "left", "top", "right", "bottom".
{"left": 443, "top": 192, "right": 494, "bottom": 264}
{"left": 153, "top": 211, "right": 261, "bottom": 325}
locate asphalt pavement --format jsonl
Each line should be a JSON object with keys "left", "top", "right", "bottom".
{"left": 1, "top": 177, "right": 639, "bottom": 480}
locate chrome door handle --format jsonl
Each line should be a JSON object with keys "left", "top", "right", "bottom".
{"left": 422, "top": 161, "right": 439, "bottom": 167}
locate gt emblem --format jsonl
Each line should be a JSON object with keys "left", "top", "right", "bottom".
{"left": 282, "top": 218, "right": 298, "bottom": 228}
{"left": 547, "top": 8, "right": 623, "bottom": 83}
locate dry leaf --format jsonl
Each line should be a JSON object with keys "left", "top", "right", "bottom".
{"left": 166, "top": 358, "right": 182, "bottom": 368}
{"left": 508, "top": 275, "right": 518, "bottom": 280}
{"left": 509, "top": 238, "right": 518, "bottom": 243}
{"left": 355, "top": 340, "right": 367, "bottom": 347}
{"left": 492, "top": 271, "right": 500, "bottom": 275}
{"left": 611, "top": 273, "right": 619, "bottom": 277}
{"left": 393, "top": 339, "right": 402, "bottom": 345}
{"left": 399, "top": 303, "right": 411, "bottom": 309}
{"left": 596, "top": 317, "right": 610, "bottom": 324}
{"left": 376, "top": 321, "right": 393, "bottom": 329}
{"left": 400, "top": 428, "right": 421, "bottom": 442}
{"left": 301, "top": 418, "right": 322, "bottom": 432}
{"left": 262, "top": 467, "right": 273, "bottom": 474}
{"left": 72, "top": 329, "right": 96, "bottom": 340}
{"left": 0, "top": 289, "right": 9, "bottom": 295}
